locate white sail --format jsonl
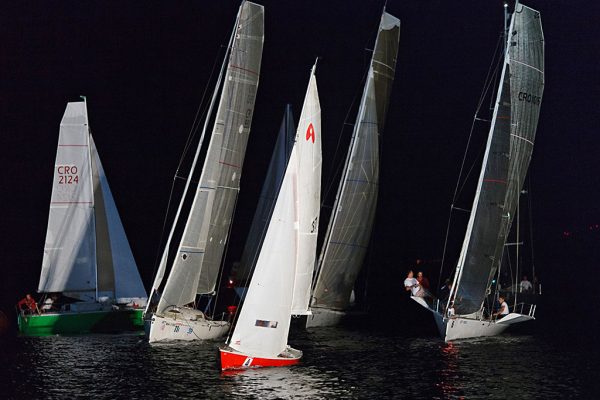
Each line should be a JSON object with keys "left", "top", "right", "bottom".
{"left": 229, "top": 65, "right": 320, "bottom": 357}
{"left": 291, "top": 65, "right": 321, "bottom": 315}
{"left": 156, "top": 1, "right": 264, "bottom": 315}
{"left": 311, "top": 11, "right": 400, "bottom": 312}
{"left": 90, "top": 137, "right": 147, "bottom": 303}
{"left": 38, "top": 101, "right": 147, "bottom": 304}
{"left": 39, "top": 102, "right": 96, "bottom": 299}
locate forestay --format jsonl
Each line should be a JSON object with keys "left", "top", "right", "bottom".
{"left": 311, "top": 12, "right": 400, "bottom": 311}
{"left": 157, "top": 2, "right": 264, "bottom": 314}
{"left": 451, "top": 3, "right": 544, "bottom": 315}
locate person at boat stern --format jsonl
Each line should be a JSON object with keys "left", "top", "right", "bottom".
{"left": 17, "top": 294, "right": 39, "bottom": 315}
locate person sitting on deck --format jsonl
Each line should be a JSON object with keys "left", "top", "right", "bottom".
{"left": 447, "top": 301, "right": 456, "bottom": 318}
{"left": 493, "top": 295, "right": 509, "bottom": 320}
{"left": 17, "top": 294, "right": 39, "bottom": 315}
{"left": 416, "top": 271, "right": 430, "bottom": 290}
{"left": 41, "top": 294, "right": 58, "bottom": 313}
{"left": 404, "top": 270, "right": 423, "bottom": 297}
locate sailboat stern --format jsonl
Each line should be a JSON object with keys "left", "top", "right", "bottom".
{"left": 495, "top": 312, "right": 535, "bottom": 325}
{"left": 219, "top": 344, "right": 302, "bottom": 370}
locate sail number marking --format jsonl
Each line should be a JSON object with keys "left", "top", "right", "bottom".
{"left": 57, "top": 165, "right": 79, "bottom": 184}
{"left": 306, "top": 123, "right": 315, "bottom": 143}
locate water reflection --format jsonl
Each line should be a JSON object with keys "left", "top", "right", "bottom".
{"left": 437, "top": 341, "right": 463, "bottom": 399}
{"left": 220, "top": 366, "right": 346, "bottom": 399}
{"left": 2, "top": 329, "right": 591, "bottom": 398}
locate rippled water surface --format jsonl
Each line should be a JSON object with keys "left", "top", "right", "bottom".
{"left": 2, "top": 322, "right": 597, "bottom": 399}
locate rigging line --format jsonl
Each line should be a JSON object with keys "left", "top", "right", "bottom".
{"left": 456, "top": 142, "right": 486, "bottom": 200}
{"left": 148, "top": 47, "right": 227, "bottom": 284}
{"left": 527, "top": 176, "right": 536, "bottom": 282}
{"left": 514, "top": 181, "right": 520, "bottom": 308}
{"left": 321, "top": 11, "right": 381, "bottom": 205}
{"left": 474, "top": 33, "right": 503, "bottom": 114}
{"left": 484, "top": 34, "right": 505, "bottom": 113}
{"left": 146, "top": 6, "right": 240, "bottom": 314}
{"left": 438, "top": 31, "right": 505, "bottom": 285}
{"left": 211, "top": 188, "right": 241, "bottom": 319}
{"left": 321, "top": 82, "right": 364, "bottom": 205}
{"left": 176, "top": 46, "right": 226, "bottom": 174}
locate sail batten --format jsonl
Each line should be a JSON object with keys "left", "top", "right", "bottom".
{"left": 310, "top": 12, "right": 400, "bottom": 312}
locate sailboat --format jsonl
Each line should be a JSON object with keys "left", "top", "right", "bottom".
{"left": 413, "top": 1, "right": 544, "bottom": 341}
{"left": 220, "top": 62, "right": 321, "bottom": 370}
{"left": 307, "top": 10, "right": 400, "bottom": 328}
{"left": 17, "top": 100, "right": 148, "bottom": 336}
{"left": 145, "top": 1, "right": 264, "bottom": 343}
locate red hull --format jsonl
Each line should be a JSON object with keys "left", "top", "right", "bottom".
{"left": 219, "top": 347, "right": 301, "bottom": 370}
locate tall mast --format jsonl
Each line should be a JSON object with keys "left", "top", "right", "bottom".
{"left": 80, "top": 96, "right": 98, "bottom": 302}
{"left": 503, "top": 2, "right": 509, "bottom": 54}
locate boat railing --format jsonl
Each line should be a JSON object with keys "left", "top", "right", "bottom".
{"left": 511, "top": 302, "right": 536, "bottom": 317}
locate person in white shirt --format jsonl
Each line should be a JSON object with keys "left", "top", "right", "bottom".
{"left": 447, "top": 301, "right": 456, "bottom": 318}
{"left": 404, "top": 270, "right": 422, "bottom": 297}
{"left": 520, "top": 275, "right": 533, "bottom": 293}
{"left": 493, "top": 295, "right": 509, "bottom": 320}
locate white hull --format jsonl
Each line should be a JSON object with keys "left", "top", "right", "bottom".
{"left": 411, "top": 296, "right": 534, "bottom": 342}
{"left": 147, "top": 308, "right": 229, "bottom": 343}
{"left": 305, "top": 308, "right": 346, "bottom": 328}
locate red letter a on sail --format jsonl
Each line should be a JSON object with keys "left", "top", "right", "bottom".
{"left": 306, "top": 123, "right": 315, "bottom": 143}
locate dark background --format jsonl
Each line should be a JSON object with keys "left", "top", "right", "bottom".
{"left": 1, "top": 0, "right": 598, "bottom": 335}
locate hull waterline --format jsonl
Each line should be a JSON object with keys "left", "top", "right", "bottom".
{"left": 17, "top": 308, "right": 144, "bottom": 336}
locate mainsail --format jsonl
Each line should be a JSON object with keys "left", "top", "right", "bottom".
{"left": 39, "top": 101, "right": 146, "bottom": 303}
{"left": 236, "top": 105, "right": 295, "bottom": 284}
{"left": 450, "top": 3, "right": 544, "bottom": 315}
{"left": 156, "top": 2, "right": 264, "bottom": 315}
{"left": 228, "top": 64, "right": 320, "bottom": 357}
{"left": 310, "top": 11, "right": 400, "bottom": 311}
{"left": 39, "top": 102, "right": 96, "bottom": 298}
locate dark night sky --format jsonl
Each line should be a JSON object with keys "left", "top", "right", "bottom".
{"left": 1, "top": 1, "right": 598, "bottom": 323}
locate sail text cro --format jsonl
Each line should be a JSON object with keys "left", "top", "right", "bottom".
{"left": 517, "top": 92, "right": 541, "bottom": 105}
{"left": 57, "top": 165, "right": 80, "bottom": 184}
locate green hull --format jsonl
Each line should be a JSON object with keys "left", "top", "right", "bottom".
{"left": 17, "top": 309, "right": 144, "bottom": 336}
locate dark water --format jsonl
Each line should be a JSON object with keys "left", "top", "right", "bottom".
{"left": 2, "top": 319, "right": 597, "bottom": 399}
